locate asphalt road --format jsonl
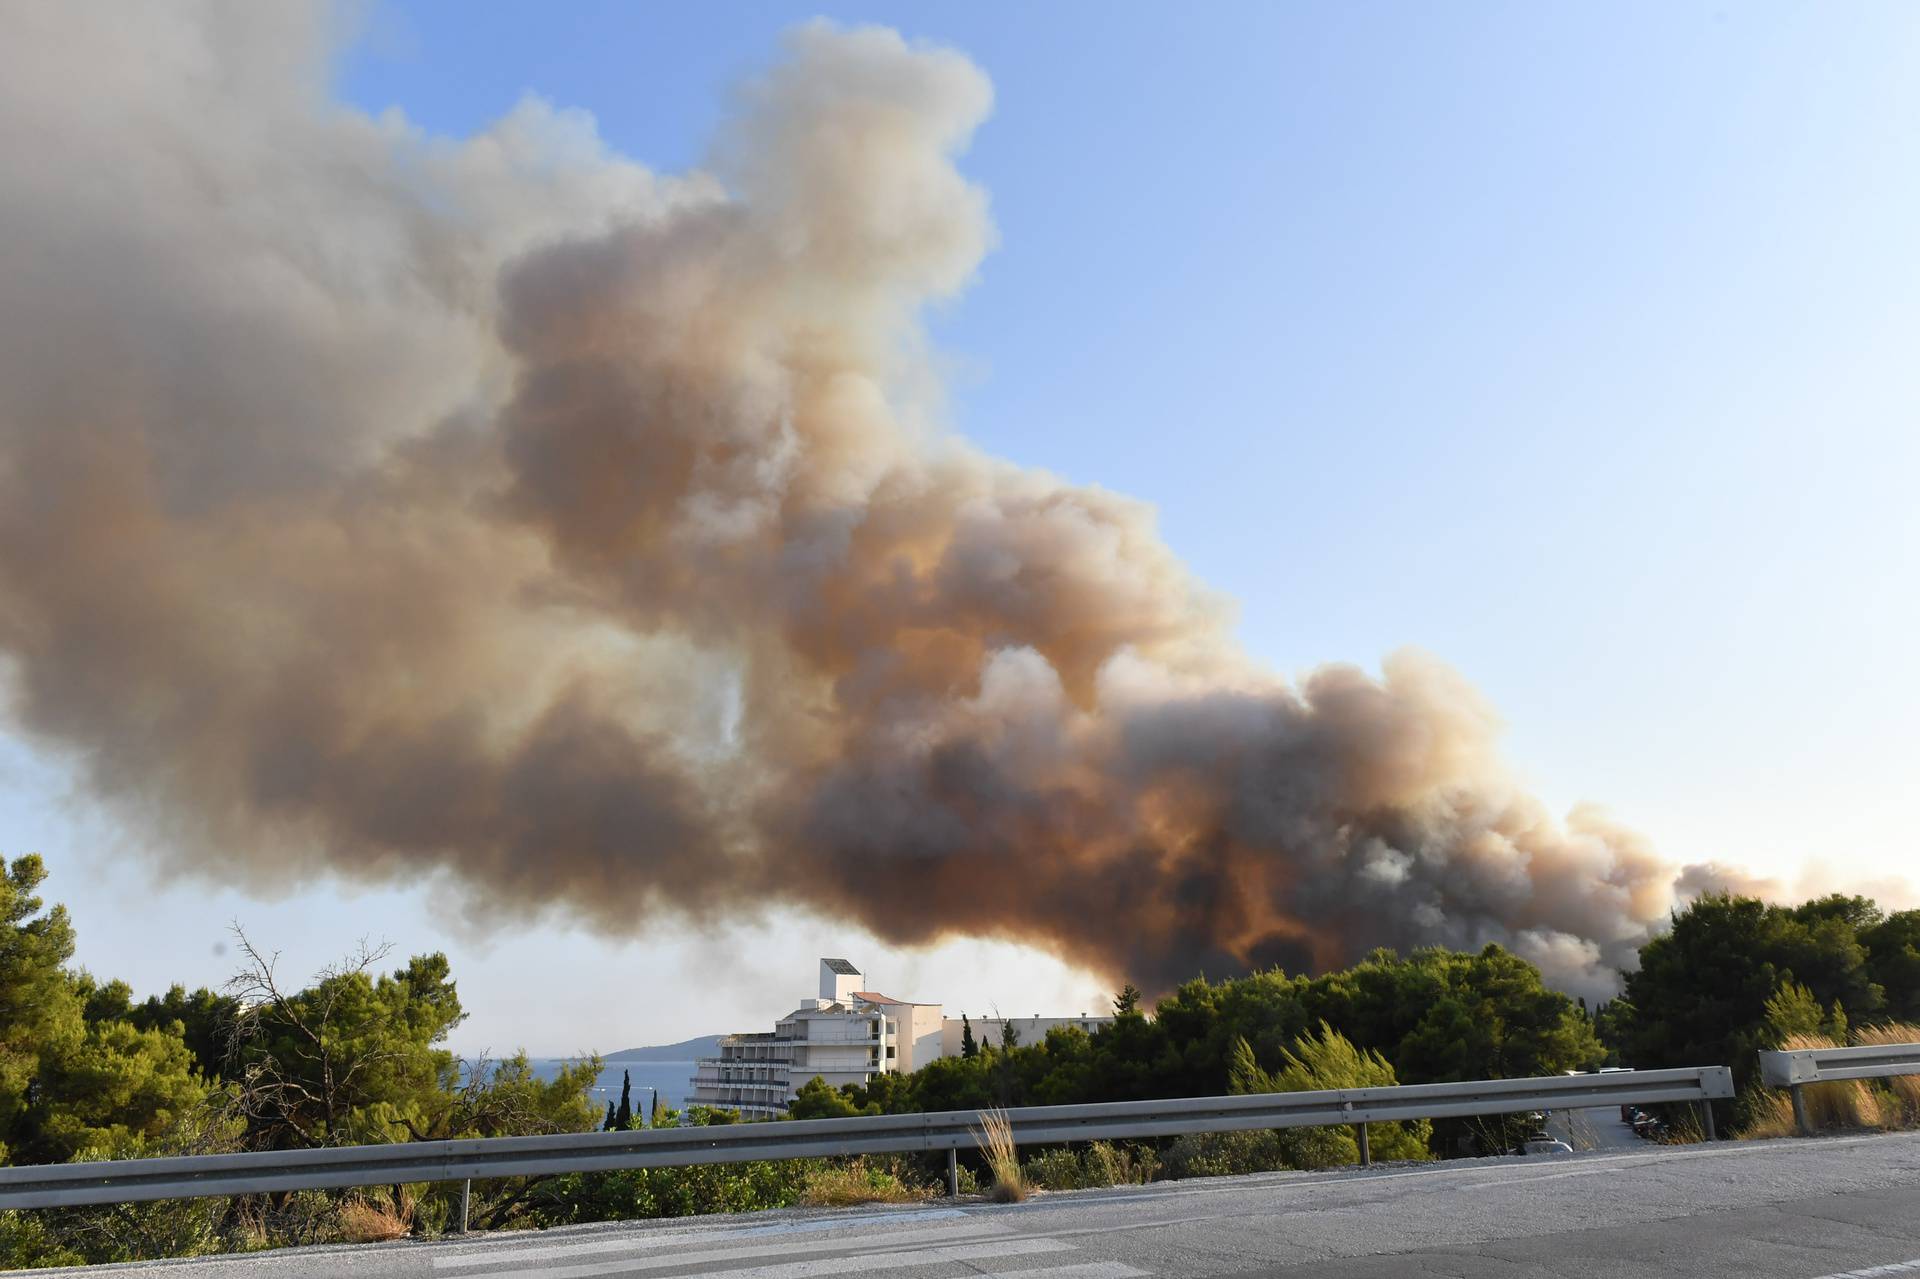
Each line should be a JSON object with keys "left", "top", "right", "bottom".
{"left": 1556, "top": 1105, "right": 1647, "bottom": 1151}
{"left": 37, "top": 1130, "right": 1920, "bottom": 1279}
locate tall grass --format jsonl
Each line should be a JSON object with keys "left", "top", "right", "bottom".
{"left": 1855, "top": 1022, "right": 1920, "bottom": 1123}
{"left": 335, "top": 1198, "right": 409, "bottom": 1243}
{"left": 1740, "top": 1027, "right": 1920, "bottom": 1138}
{"left": 973, "top": 1109, "right": 1027, "bottom": 1203}
{"left": 1783, "top": 1032, "right": 1883, "bottom": 1131}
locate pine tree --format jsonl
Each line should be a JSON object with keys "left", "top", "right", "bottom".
{"left": 960, "top": 1014, "right": 977, "bottom": 1058}
{"left": 1763, "top": 980, "right": 1824, "bottom": 1043}
{"left": 1227, "top": 1035, "right": 1275, "bottom": 1093}
{"left": 614, "top": 1069, "right": 633, "bottom": 1130}
{"left": 1113, "top": 984, "right": 1143, "bottom": 1016}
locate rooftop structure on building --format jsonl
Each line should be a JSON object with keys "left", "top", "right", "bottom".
{"left": 687, "top": 958, "right": 1113, "bottom": 1117}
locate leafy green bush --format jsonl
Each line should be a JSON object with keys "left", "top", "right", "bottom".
{"left": 1021, "top": 1147, "right": 1085, "bottom": 1190}
{"left": 0, "top": 1210, "right": 84, "bottom": 1270}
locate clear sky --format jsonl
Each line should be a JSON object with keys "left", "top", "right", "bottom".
{"left": 4, "top": 1, "right": 1916, "bottom": 1055}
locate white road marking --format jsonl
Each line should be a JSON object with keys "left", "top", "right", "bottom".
{"left": 437, "top": 1221, "right": 1004, "bottom": 1276}
{"left": 433, "top": 1209, "right": 971, "bottom": 1265}
{"left": 451, "top": 1235, "right": 1076, "bottom": 1279}
{"left": 969, "top": 1265, "right": 1146, "bottom": 1279}
{"left": 1005, "top": 1129, "right": 1910, "bottom": 1211}
{"left": 1806, "top": 1260, "right": 1920, "bottom": 1279}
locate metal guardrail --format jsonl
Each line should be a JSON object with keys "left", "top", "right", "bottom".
{"left": 0, "top": 1066, "right": 1734, "bottom": 1224}
{"left": 1759, "top": 1040, "right": 1920, "bottom": 1135}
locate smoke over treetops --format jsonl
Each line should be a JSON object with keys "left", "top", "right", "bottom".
{"left": 0, "top": 4, "right": 1748, "bottom": 997}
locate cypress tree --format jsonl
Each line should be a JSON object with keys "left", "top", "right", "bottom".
{"left": 960, "top": 1014, "right": 977, "bottom": 1059}
{"left": 614, "top": 1070, "right": 633, "bottom": 1130}
{"left": 602, "top": 1100, "right": 616, "bottom": 1131}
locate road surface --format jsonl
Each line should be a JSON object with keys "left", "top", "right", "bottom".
{"left": 1554, "top": 1104, "right": 1646, "bottom": 1151}
{"left": 36, "top": 1130, "right": 1920, "bottom": 1279}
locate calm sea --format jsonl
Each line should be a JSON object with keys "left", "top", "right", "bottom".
{"left": 527, "top": 1058, "right": 696, "bottom": 1116}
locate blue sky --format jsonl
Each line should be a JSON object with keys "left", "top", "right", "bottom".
{"left": 6, "top": 1, "right": 1917, "bottom": 1053}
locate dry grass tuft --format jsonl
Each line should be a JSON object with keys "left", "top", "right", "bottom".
{"left": 1740, "top": 1089, "right": 1799, "bottom": 1141}
{"left": 798, "top": 1160, "right": 933, "bottom": 1208}
{"left": 1853, "top": 1023, "right": 1920, "bottom": 1122}
{"left": 335, "top": 1198, "right": 409, "bottom": 1244}
{"left": 974, "top": 1109, "right": 1027, "bottom": 1203}
{"left": 1778, "top": 1032, "right": 1888, "bottom": 1132}
{"left": 1741, "top": 1029, "right": 1913, "bottom": 1139}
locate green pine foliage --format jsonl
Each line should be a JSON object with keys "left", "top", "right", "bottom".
{"left": 787, "top": 1076, "right": 869, "bottom": 1119}
{"left": 1, "top": 855, "right": 211, "bottom": 1167}
{"left": 1603, "top": 893, "right": 1911, "bottom": 1092}
{"left": 1226, "top": 1025, "right": 1431, "bottom": 1165}
{"left": 225, "top": 948, "right": 468, "bottom": 1150}
{"left": 1763, "top": 981, "right": 1824, "bottom": 1042}
{"left": 1862, "top": 911, "right": 1920, "bottom": 1021}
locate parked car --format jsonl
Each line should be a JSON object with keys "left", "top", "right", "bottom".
{"left": 1514, "top": 1132, "right": 1575, "bottom": 1156}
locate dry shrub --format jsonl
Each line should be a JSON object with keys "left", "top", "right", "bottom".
{"left": 1853, "top": 1023, "right": 1920, "bottom": 1124}
{"left": 336, "top": 1198, "right": 410, "bottom": 1244}
{"left": 798, "top": 1159, "right": 932, "bottom": 1208}
{"left": 974, "top": 1109, "right": 1026, "bottom": 1203}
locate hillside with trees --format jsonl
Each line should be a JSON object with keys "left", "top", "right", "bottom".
{"left": 4, "top": 851, "right": 1918, "bottom": 1269}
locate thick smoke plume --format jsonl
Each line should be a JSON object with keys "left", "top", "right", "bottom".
{"left": 0, "top": 4, "right": 1725, "bottom": 996}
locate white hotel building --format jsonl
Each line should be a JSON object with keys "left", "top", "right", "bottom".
{"left": 688, "top": 959, "right": 1110, "bottom": 1118}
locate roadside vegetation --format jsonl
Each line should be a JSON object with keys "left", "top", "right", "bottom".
{"left": 3, "top": 853, "right": 1918, "bottom": 1270}
{"left": 1590, "top": 892, "right": 1920, "bottom": 1137}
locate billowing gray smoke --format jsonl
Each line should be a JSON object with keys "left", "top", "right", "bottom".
{"left": 0, "top": 3, "right": 1720, "bottom": 996}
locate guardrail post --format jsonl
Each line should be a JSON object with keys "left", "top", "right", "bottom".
{"left": 947, "top": 1147, "right": 959, "bottom": 1198}
{"left": 1789, "top": 1084, "right": 1810, "bottom": 1137}
{"left": 1698, "top": 1100, "right": 1717, "bottom": 1142}
{"left": 457, "top": 1178, "right": 471, "bottom": 1234}
{"left": 1356, "top": 1124, "right": 1370, "bottom": 1167}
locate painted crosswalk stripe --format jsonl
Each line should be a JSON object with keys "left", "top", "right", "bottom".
{"left": 448, "top": 1234, "right": 1075, "bottom": 1279}
{"left": 434, "top": 1213, "right": 983, "bottom": 1269}
{"left": 437, "top": 1221, "right": 1013, "bottom": 1267}
{"left": 968, "top": 1265, "right": 1146, "bottom": 1279}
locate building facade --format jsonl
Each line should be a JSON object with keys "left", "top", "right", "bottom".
{"left": 940, "top": 1013, "right": 1110, "bottom": 1058}
{"left": 687, "top": 958, "right": 1108, "bottom": 1117}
